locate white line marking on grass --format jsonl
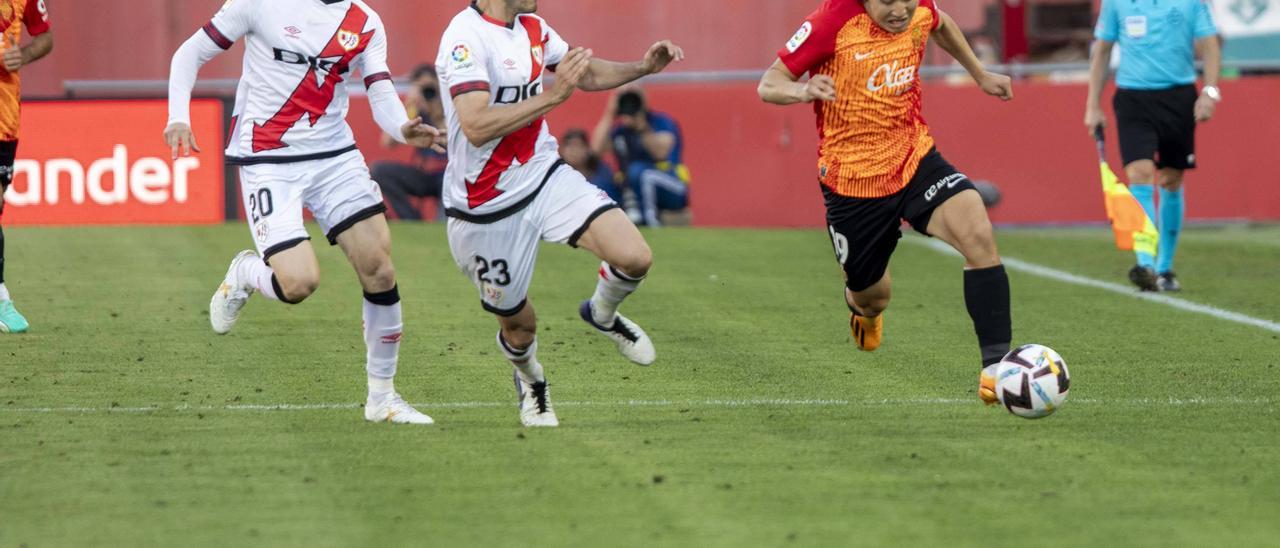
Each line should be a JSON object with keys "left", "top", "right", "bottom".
{"left": 908, "top": 238, "right": 1280, "bottom": 334}
{"left": 1, "top": 397, "right": 1270, "bottom": 414}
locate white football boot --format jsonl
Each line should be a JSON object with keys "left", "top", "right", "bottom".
{"left": 514, "top": 370, "right": 558, "bottom": 427}
{"left": 579, "top": 301, "right": 656, "bottom": 366}
{"left": 364, "top": 393, "right": 434, "bottom": 425}
{"left": 209, "top": 250, "right": 258, "bottom": 335}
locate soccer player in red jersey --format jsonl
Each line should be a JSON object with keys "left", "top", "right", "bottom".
{"left": 758, "top": 0, "right": 1017, "bottom": 404}
{"left": 0, "top": 0, "right": 52, "bottom": 334}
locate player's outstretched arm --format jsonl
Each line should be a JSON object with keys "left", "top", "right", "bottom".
{"left": 366, "top": 79, "right": 445, "bottom": 152}
{"left": 931, "top": 11, "right": 1012, "bottom": 101}
{"left": 578, "top": 40, "right": 684, "bottom": 91}
{"left": 164, "top": 31, "right": 230, "bottom": 159}
{"left": 455, "top": 48, "right": 593, "bottom": 146}
{"left": 757, "top": 60, "right": 835, "bottom": 105}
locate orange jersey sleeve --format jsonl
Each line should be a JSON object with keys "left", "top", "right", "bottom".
{"left": 0, "top": 0, "right": 50, "bottom": 141}
{"left": 780, "top": 0, "right": 941, "bottom": 199}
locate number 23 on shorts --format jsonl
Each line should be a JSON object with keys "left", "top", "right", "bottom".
{"left": 475, "top": 255, "right": 511, "bottom": 286}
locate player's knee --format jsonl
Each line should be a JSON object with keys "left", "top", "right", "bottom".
{"left": 958, "top": 226, "right": 1000, "bottom": 268}
{"left": 1161, "top": 174, "right": 1184, "bottom": 191}
{"left": 369, "top": 262, "right": 398, "bottom": 293}
{"left": 613, "top": 242, "right": 653, "bottom": 279}
{"left": 501, "top": 319, "right": 537, "bottom": 349}
{"left": 850, "top": 291, "right": 890, "bottom": 317}
{"left": 1126, "top": 164, "right": 1157, "bottom": 184}
{"left": 278, "top": 273, "right": 320, "bottom": 302}
{"left": 357, "top": 257, "right": 397, "bottom": 293}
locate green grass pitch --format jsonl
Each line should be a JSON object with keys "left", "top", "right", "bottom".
{"left": 2, "top": 223, "right": 1278, "bottom": 547}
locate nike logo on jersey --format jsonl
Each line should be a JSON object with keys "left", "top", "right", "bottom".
{"left": 855, "top": 51, "right": 875, "bottom": 61}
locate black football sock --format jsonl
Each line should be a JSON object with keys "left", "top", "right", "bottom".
{"left": 0, "top": 223, "right": 6, "bottom": 286}
{"left": 964, "top": 265, "right": 1012, "bottom": 368}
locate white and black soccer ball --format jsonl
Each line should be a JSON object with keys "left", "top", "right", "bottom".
{"left": 995, "top": 344, "right": 1070, "bottom": 419}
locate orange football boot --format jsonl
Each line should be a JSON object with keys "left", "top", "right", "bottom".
{"left": 979, "top": 365, "right": 1000, "bottom": 406}
{"left": 850, "top": 313, "right": 883, "bottom": 352}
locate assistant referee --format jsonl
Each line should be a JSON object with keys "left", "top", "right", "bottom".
{"left": 1085, "top": 0, "right": 1221, "bottom": 292}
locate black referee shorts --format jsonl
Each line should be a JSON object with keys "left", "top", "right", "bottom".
{"left": 1114, "top": 84, "right": 1198, "bottom": 171}
{"left": 823, "top": 148, "right": 976, "bottom": 293}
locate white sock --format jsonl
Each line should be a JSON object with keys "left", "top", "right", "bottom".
{"left": 363, "top": 287, "right": 402, "bottom": 399}
{"left": 589, "top": 262, "right": 644, "bottom": 327}
{"left": 498, "top": 332, "right": 544, "bottom": 383}
{"left": 237, "top": 254, "right": 281, "bottom": 301}
{"left": 0, "top": 282, "right": 9, "bottom": 302}
{"left": 368, "top": 376, "right": 395, "bottom": 402}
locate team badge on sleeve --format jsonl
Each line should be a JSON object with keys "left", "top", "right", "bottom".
{"left": 786, "top": 21, "right": 813, "bottom": 53}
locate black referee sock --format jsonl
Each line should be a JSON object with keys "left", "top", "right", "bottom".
{"left": 964, "top": 265, "right": 1012, "bottom": 368}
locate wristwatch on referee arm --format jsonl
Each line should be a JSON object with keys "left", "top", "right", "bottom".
{"left": 1201, "top": 85, "right": 1221, "bottom": 102}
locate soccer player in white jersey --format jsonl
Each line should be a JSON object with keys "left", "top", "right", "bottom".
{"left": 164, "top": 0, "right": 444, "bottom": 425}
{"left": 438, "top": 0, "right": 684, "bottom": 427}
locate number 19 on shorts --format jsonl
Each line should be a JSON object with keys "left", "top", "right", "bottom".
{"left": 829, "top": 225, "right": 850, "bottom": 265}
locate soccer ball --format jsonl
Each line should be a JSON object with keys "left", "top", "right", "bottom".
{"left": 995, "top": 344, "right": 1070, "bottom": 419}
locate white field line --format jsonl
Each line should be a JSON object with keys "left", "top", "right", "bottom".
{"left": 0, "top": 397, "right": 1271, "bottom": 414}
{"left": 908, "top": 238, "right": 1280, "bottom": 334}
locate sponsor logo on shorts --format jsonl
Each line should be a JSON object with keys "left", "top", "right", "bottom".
{"left": 924, "top": 173, "right": 968, "bottom": 202}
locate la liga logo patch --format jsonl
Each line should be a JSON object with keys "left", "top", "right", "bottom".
{"left": 786, "top": 21, "right": 813, "bottom": 53}
{"left": 452, "top": 44, "right": 472, "bottom": 63}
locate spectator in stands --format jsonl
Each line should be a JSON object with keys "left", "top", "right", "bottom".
{"left": 561, "top": 129, "right": 619, "bottom": 202}
{"left": 592, "top": 89, "right": 690, "bottom": 227}
{"left": 371, "top": 64, "right": 447, "bottom": 221}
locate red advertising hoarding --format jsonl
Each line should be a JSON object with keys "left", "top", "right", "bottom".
{"left": 2, "top": 99, "right": 225, "bottom": 226}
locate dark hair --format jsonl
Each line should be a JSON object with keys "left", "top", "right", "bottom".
{"left": 411, "top": 64, "right": 437, "bottom": 82}
{"left": 562, "top": 129, "right": 589, "bottom": 145}
{"left": 560, "top": 129, "right": 600, "bottom": 171}
{"left": 616, "top": 90, "right": 646, "bottom": 116}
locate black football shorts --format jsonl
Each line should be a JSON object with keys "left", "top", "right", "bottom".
{"left": 823, "top": 148, "right": 976, "bottom": 292}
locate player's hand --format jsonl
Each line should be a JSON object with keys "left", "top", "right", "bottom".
{"left": 641, "top": 40, "right": 684, "bottom": 75}
{"left": 550, "top": 47, "right": 592, "bottom": 103}
{"left": 1084, "top": 106, "right": 1107, "bottom": 135}
{"left": 979, "top": 71, "right": 1013, "bottom": 101}
{"left": 2, "top": 45, "right": 22, "bottom": 72}
{"left": 401, "top": 117, "right": 447, "bottom": 153}
{"left": 164, "top": 122, "right": 201, "bottom": 159}
{"left": 1194, "top": 94, "right": 1217, "bottom": 123}
{"left": 801, "top": 75, "right": 837, "bottom": 103}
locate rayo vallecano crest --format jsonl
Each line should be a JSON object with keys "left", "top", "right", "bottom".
{"left": 338, "top": 29, "right": 360, "bottom": 51}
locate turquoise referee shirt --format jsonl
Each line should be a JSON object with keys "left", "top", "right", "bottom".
{"left": 1094, "top": 0, "right": 1218, "bottom": 90}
